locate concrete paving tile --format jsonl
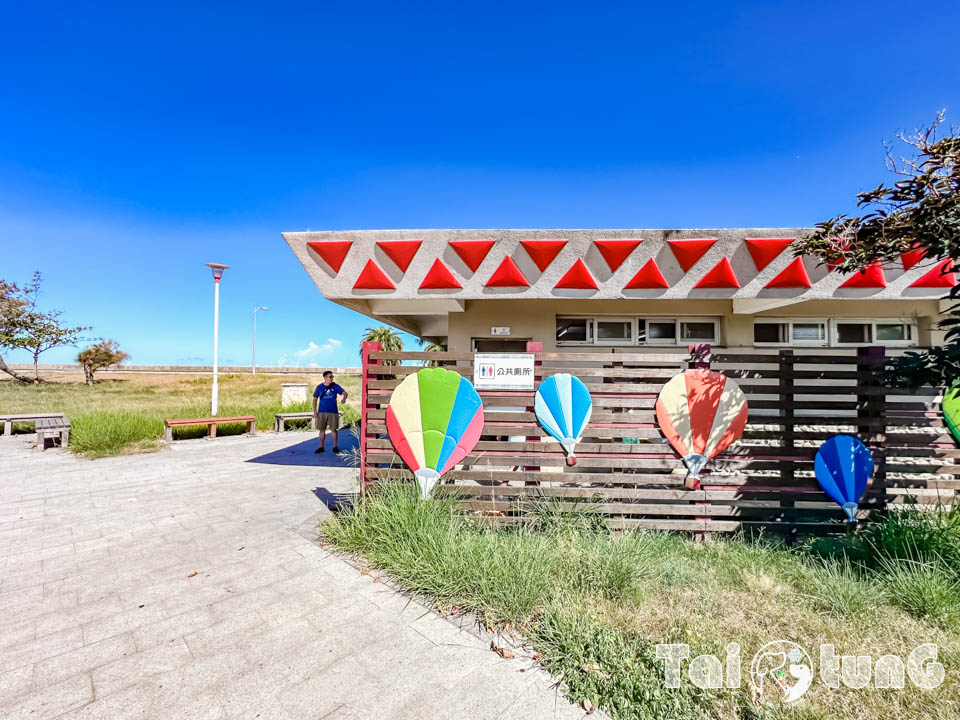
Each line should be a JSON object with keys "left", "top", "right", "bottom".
{"left": 0, "top": 673, "right": 93, "bottom": 719}
{"left": 0, "top": 664, "right": 34, "bottom": 704}
{"left": 91, "top": 637, "right": 194, "bottom": 697}
{"left": 81, "top": 604, "right": 168, "bottom": 645}
{"left": 32, "top": 633, "right": 137, "bottom": 686}
{"left": 0, "top": 626, "right": 85, "bottom": 674}
{"left": 132, "top": 607, "right": 217, "bottom": 651}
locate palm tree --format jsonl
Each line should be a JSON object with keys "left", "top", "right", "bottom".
{"left": 420, "top": 339, "right": 446, "bottom": 367}
{"left": 360, "top": 326, "right": 404, "bottom": 366}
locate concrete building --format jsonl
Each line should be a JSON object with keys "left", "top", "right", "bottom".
{"left": 283, "top": 229, "right": 952, "bottom": 353}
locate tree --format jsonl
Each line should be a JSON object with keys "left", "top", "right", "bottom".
{"left": 0, "top": 272, "right": 89, "bottom": 382}
{"left": 360, "top": 325, "right": 404, "bottom": 366}
{"left": 77, "top": 339, "right": 129, "bottom": 385}
{"left": 792, "top": 111, "right": 960, "bottom": 388}
{"left": 420, "top": 339, "right": 446, "bottom": 367}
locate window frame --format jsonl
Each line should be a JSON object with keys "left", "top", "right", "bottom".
{"left": 832, "top": 319, "right": 916, "bottom": 348}
{"left": 555, "top": 315, "right": 719, "bottom": 347}
{"left": 752, "top": 318, "right": 828, "bottom": 347}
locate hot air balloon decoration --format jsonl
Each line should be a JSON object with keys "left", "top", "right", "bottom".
{"left": 386, "top": 367, "right": 484, "bottom": 498}
{"left": 655, "top": 369, "right": 749, "bottom": 490}
{"left": 814, "top": 435, "right": 874, "bottom": 523}
{"left": 942, "top": 387, "right": 960, "bottom": 445}
{"left": 535, "top": 373, "right": 593, "bottom": 465}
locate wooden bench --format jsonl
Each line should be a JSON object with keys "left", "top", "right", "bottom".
{"left": 163, "top": 416, "right": 257, "bottom": 442}
{"left": 36, "top": 416, "right": 71, "bottom": 451}
{"left": 1, "top": 413, "right": 67, "bottom": 437}
{"left": 274, "top": 411, "right": 316, "bottom": 432}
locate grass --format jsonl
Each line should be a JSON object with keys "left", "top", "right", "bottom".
{"left": 323, "top": 483, "right": 960, "bottom": 720}
{"left": 0, "top": 371, "right": 360, "bottom": 457}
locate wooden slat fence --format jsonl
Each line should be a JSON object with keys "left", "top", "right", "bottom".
{"left": 359, "top": 342, "right": 955, "bottom": 537}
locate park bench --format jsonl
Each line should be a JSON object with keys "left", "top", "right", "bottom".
{"left": 274, "top": 411, "right": 316, "bottom": 432}
{"left": 0, "top": 412, "right": 67, "bottom": 437}
{"left": 35, "top": 416, "right": 71, "bottom": 451}
{"left": 163, "top": 416, "right": 257, "bottom": 442}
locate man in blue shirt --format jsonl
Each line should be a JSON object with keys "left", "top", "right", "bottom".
{"left": 312, "top": 371, "right": 348, "bottom": 453}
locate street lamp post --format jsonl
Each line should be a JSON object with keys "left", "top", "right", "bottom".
{"left": 206, "top": 263, "right": 229, "bottom": 416}
{"left": 252, "top": 306, "right": 268, "bottom": 374}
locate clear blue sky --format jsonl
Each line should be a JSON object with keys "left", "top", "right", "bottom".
{"left": 3, "top": 1, "right": 959, "bottom": 368}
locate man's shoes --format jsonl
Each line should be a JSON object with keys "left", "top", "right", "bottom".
{"left": 332, "top": 447, "right": 340, "bottom": 453}
{"left": 315, "top": 447, "right": 324, "bottom": 454}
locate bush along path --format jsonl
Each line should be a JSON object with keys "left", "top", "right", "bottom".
{"left": 323, "top": 483, "right": 960, "bottom": 720}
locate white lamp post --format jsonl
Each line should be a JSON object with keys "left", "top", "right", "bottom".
{"left": 252, "top": 306, "right": 268, "bottom": 374}
{"left": 206, "top": 263, "right": 229, "bottom": 416}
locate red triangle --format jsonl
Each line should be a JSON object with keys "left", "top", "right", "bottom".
{"left": 595, "top": 239, "right": 642, "bottom": 271}
{"left": 745, "top": 238, "right": 794, "bottom": 271}
{"left": 520, "top": 240, "right": 567, "bottom": 271}
{"left": 353, "top": 260, "right": 395, "bottom": 290}
{"left": 765, "top": 257, "right": 812, "bottom": 288}
{"left": 901, "top": 245, "right": 927, "bottom": 270}
{"left": 668, "top": 238, "right": 716, "bottom": 272}
{"left": 376, "top": 240, "right": 422, "bottom": 272}
{"left": 485, "top": 256, "right": 530, "bottom": 287}
{"left": 449, "top": 240, "right": 495, "bottom": 272}
{"left": 307, "top": 241, "right": 352, "bottom": 273}
{"left": 695, "top": 258, "right": 740, "bottom": 289}
{"left": 554, "top": 259, "right": 599, "bottom": 290}
{"left": 624, "top": 259, "right": 669, "bottom": 289}
{"left": 839, "top": 263, "right": 886, "bottom": 288}
{"left": 419, "top": 259, "right": 462, "bottom": 290}
{"left": 909, "top": 258, "right": 956, "bottom": 288}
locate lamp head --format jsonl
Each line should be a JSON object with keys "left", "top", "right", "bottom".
{"left": 206, "top": 263, "right": 229, "bottom": 281}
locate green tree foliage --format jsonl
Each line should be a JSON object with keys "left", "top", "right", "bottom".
{"left": 793, "top": 111, "right": 960, "bottom": 388}
{"left": 420, "top": 339, "right": 445, "bottom": 367}
{"left": 0, "top": 272, "right": 89, "bottom": 382}
{"left": 360, "top": 325, "right": 404, "bottom": 366}
{"left": 77, "top": 338, "right": 130, "bottom": 385}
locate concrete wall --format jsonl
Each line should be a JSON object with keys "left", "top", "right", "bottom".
{"left": 445, "top": 298, "right": 945, "bottom": 352}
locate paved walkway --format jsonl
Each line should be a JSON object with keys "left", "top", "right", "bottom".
{"left": 0, "top": 432, "right": 594, "bottom": 720}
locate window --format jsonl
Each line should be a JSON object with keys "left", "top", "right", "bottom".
{"left": 556, "top": 317, "right": 591, "bottom": 344}
{"left": 753, "top": 320, "right": 827, "bottom": 346}
{"left": 555, "top": 316, "right": 718, "bottom": 346}
{"left": 834, "top": 320, "right": 915, "bottom": 347}
{"left": 836, "top": 322, "right": 871, "bottom": 344}
{"left": 876, "top": 323, "right": 912, "bottom": 342}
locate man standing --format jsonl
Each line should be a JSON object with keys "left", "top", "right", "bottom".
{"left": 312, "top": 370, "right": 348, "bottom": 453}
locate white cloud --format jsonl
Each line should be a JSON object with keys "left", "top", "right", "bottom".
{"left": 277, "top": 353, "right": 288, "bottom": 367}
{"left": 291, "top": 338, "right": 343, "bottom": 364}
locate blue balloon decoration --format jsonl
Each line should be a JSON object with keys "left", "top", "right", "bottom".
{"left": 535, "top": 373, "right": 593, "bottom": 465}
{"left": 814, "top": 435, "right": 874, "bottom": 523}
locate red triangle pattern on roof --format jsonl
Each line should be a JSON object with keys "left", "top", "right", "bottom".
{"left": 353, "top": 260, "right": 395, "bottom": 290}
{"left": 668, "top": 238, "right": 716, "bottom": 272}
{"left": 307, "top": 241, "right": 352, "bottom": 273}
{"left": 839, "top": 263, "right": 886, "bottom": 288}
{"left": 745, "top": 238, "right": 794, "bottom": 271}
{"left": 694, "top": 258, "right": 740, "bottom": 289}
{"left": 419, "top": 259, "right": 461, "bottom": 290}
{"left": 376, "top": 240, "right": 422, "bottom": 272}
{"left": 554, "top": 259, "right": 599, "bottom": 290}
{"left": 909, "top": 259, "right": 956, "bottom": 288}
{"left": 901, "top": 245, "right": 927, "bottom": 271}
{"left": 485, "top": 256, "right": 530, "bottom": 287}
{"left": 764, "top": 257, "right": 811, "bottom": 288}
{"left": 520, "top": 240, "right": 567, "bottom": 271}
{"left": 594, "top": 239, "right": 642, "bottom": 271}
{"left": 624, "top": 259, "right": 669, "bottom": 289}
{"left": 449, "top": 239, "right": 495, "bottom": 272}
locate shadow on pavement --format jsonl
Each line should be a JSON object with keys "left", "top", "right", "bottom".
{"left": 245, "top": 432, "right": 359, "bottom": 467}
{"left": 313, "top": 486, "right": 358, "bottom": 511}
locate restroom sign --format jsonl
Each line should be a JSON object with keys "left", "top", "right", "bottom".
{"left": 473, "top": 353, "right": 535, "bottom": 390}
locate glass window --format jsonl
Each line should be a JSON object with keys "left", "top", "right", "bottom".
{"left": 680, "top": 321, "right": 716, "bottom": 341}
{"left": 836, "top": 323, "right": 871, "bottom": 344}
{"left": 648, "top": 321, "right": 677, "bottom": 341}
{"left": 754, "top": 323, "right": 787, "bottom": 344}
{"left": 556, "top": 318, "right": 589, "bottom": 344}
{"left": 876, "top": 323, "right": 910, "bottom": 342}
{"left": 792, "top": 323, "right": 826, "bottom": 342}
{"left": 596, "top": 320, "right": 632, "bottom": 342}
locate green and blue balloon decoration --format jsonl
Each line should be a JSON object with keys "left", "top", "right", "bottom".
{"left": 534, "top": 373, "right": 593, "bottom": 465}
{"left": 814, "top": 435, "right": 874, "bottom": 523}
{"left": 942, "top": 387, "right": 960, "bottom": 445}
{"left": 386, "top": 367, "right": 484, "bottom": 498}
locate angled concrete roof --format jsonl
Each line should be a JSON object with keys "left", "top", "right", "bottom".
{"left": 283, "top": 229, "right": 953, "bottom": 310}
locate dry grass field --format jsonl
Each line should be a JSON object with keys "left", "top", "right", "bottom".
{"left": 0, "top": 371, "right": 360, "bottom": 457}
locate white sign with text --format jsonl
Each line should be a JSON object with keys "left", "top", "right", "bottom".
{"left": 473, "top": 353, "right": 535, "bottom": 390}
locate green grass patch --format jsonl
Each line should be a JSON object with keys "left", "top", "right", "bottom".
{"left": 323, "top": 483, "right": 960, "bottom": 720}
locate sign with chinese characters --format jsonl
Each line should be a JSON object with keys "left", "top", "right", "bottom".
{"left": 491, "top": 326, "right": 511, "bottom": 336}
{"left": 473, "top": 353, "right": 535, "bottom": 390}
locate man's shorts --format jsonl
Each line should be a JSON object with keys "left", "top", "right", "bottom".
{"left": 316, "top": 412, "right": 340, "bottom": 435}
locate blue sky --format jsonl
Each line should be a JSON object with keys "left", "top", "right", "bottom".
{"left": 3, "top": 1, "right": 959, "bottom": 368}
